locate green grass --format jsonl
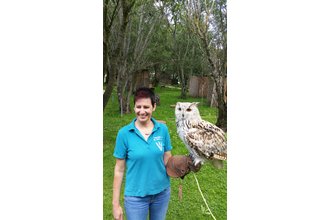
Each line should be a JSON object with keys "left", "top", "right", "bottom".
{"left": 104, "top": 86, "right": 227, "bottom": 220}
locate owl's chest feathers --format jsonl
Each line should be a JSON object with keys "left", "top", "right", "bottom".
{"left": 176, "top": 120, "right": 198, "bottom": 141}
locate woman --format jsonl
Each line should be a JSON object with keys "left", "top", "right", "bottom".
{"left": 112, "top": 87, "right": 172, "bottom": 220}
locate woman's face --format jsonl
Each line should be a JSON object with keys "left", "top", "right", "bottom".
{"left": 134, "top": 98, "right": 156, "bottom": 123}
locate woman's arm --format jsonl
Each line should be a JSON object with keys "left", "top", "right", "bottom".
{"left": 112, "top": 159, "right": 126, "bottom": 220}
{"left": 164, "top": 151, "right": 172, "bottom": 166}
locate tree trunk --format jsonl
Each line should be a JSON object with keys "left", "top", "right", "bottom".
{"left": 216, "top": 76, "right": 227, "bottom": 131}
{"left": 179, "top": 67, "right": 187, "bottom": 99}
{"left": 153, "top": 64, "right": 160, "bottom": 87}
{"left": 114, "top": 0, "right": 135, "bottom": 114}
{"left": 103, "top": 0, "right": 120, "bottom": 111}
{"left": 103, "top": 64, "right": 115, "bottom": 110}
{"left": 117, "top": 80, "right": 132, "bottom": 114}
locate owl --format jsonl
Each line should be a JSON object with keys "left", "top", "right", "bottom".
{"left": 175, "top": 102, "right": 227, "bottom": 169}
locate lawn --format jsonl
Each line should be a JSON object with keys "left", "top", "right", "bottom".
{"left": 104, "top": 86, "right": 227, "bottom": 220}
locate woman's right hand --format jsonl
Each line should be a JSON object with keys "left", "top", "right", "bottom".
{"left": 113, "top": 204, "right": 123, "bottom": 220}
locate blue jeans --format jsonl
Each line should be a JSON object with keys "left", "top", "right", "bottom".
{"left": 124, "top": 187, "right": 171, "bottom": 220}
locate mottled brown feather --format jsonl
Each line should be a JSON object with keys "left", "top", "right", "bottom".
{"left": 185, "top": 120, "right": 227, "bottom": 160}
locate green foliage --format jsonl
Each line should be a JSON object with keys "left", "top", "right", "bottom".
{"left": 104, "top": 86, "right": 227, "bottom": 220}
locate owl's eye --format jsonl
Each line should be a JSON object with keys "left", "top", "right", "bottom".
{"left": 178, "top": 108, "right": 182, "bottom": 111}
{"left": 186, "top": 108, "right": 192, "bottom": 112}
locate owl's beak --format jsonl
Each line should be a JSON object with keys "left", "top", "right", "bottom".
{"left": 182, "top": 114, "right": 184, "bottom": 118}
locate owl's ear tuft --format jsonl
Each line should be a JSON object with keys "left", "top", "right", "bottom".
{"left": 193, "top": 102, "right": 200, "bottom": 106}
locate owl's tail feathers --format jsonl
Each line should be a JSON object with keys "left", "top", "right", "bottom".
{"left": 212, "top": 160, "right": 224, "bottom": 169}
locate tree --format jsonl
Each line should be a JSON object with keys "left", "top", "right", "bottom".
{"left": 116, "top": 0, "right": 163, "bottom": 114}
{"left": 156, "top": 0, "right": 211, "bottom": 99}
{"left": 103, "top": 0, "right": 161, "bottom": 113}
{"left": 171, "top": 13, "right": 192, "bottom": 99}
{"left": 103, "top": 0, "right": 120, "bottom": 110}
{"left": 185, "top": 0, "right": 227, "bottom": 130}
{"left": 103, "top": 0, "right": 221, "bottom": 117}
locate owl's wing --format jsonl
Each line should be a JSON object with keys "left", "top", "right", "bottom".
{"left": 185, "top": 120, "right": 227, "bottom": 160}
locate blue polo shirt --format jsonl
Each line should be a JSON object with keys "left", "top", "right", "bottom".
{"left": 113, "top": 118, "right": 172, "bottom": 197}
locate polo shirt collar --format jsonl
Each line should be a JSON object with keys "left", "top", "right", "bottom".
{"left": 128, "top": 117, "right": 160, "bottom": 133}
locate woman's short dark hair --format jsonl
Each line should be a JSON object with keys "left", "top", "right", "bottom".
{"left": 134, "top": 87, "right": 156, "bottom": 107}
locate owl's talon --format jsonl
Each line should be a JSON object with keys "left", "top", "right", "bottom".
{"left": 186, "top": 154, "right": 202, "bottom": 172}
{"left": 188, "top": 159, "right": 202, "bottom": 172}
{"left": 188, "top": 153, "right": 195, "bottom": 161}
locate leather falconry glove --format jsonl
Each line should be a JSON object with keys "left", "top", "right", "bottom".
{"left": 166, "top": 155, "right": 201, "bottom": 179}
